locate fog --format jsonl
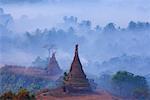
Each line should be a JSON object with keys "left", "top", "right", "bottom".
{"left": 0, "top": 0, "right": 150, "bottom": 76}
{"left": 1, "top": 0, "right": 150, "bottom": 32}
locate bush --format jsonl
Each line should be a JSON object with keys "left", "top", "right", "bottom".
{"left": 0, "top": 88, "right": 36, "bottom": 100}
{"left": 133, "top": 88, "right": 150, "bottom": 100}
{"left": 0, "top": 91, "right": 17, "bottom": 100}
{"left": 112, "top": 71, "right": 149, "bottom": 98}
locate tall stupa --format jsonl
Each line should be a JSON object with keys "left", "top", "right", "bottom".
{"left": 64, "top": 44, "right": 91, "bottom": 92}
{"left": 47, "top": 52, "right": 62, "bottom": 75}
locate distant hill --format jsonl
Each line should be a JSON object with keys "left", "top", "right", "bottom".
{"left": 1, "top": 65, "right": 61, "bottom": 80}
{"left": 145, "top": 74, "right": 150, "bottom": 86}
{"left": 0, "top": 53, "right": 63, "bottom": 94}
{"left": 98, "top": 55, "right": 150, "bottom": 75}
{"left": 0, "top": 65, "right": 62, "bottom": 94}
{"left": 36, "top": 89, "right": 122, "bottom": 100}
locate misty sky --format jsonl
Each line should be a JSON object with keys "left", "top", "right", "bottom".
{"left": 0, "top": 0, "right": 150, "bottom": 75}
{"left": 1, "top": 0, "right": 150, "bottom": 32}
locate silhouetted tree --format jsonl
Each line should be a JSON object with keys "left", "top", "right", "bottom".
{"left": 128, "top": 21, "right": 137, "bottom": 31}
{"left": 133, "top": 87, "right": 150, "bottom": 100}
{"left": 17, "top": 88, "right": 36, "bottom": 100}
{"left": 112, "top": 71, "right": 149, "bottom": 98}
{"left": 103, "top": 23, "right": 116, "bottom": 32}
{"left": 0, "top": 91, "right": 16, "bottom": 100}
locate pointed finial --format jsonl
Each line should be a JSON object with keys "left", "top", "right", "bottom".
{"left": 52, "top": 51, "right": 56, "bottom": 58}
{"left": 75, "top": 44, "right": 78, "bottom": 53}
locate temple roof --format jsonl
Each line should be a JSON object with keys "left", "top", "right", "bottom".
{"left": 48, "top": 52, "right": 58, "bottom": 67}
{"left": 47, "top": 52, "right": 62, "bottom": 75}
{"left": 68, "top": 44, "right": 86, "bottom": 78}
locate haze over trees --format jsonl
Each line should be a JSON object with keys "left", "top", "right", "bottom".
{"left": 0, "top": 8, "right": 150, "bottom": 76}
{"left": 96, "top": 71, "right": 150, "bottom": 99}
{"left": 0, "top": 0, "right": 150, "bottom": 99}
{"left": 0, "top": 88, "right": 36, "bottom": 100}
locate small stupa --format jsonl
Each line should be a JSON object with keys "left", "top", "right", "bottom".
{"left": 46, "top": 52, "right": 62, "bottom": 75}
{"left": 64, "top": 44, "right": 91, "bottom": 93}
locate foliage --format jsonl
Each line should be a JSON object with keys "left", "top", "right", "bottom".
{"left": 0, "top": 67, "right": 56, "bottom": 94}
{"left": 112, "top": 71, "right": 149, "bottom": 99}
{"left": 0, "top": 91, "right": 17, "bottom": 100}
{"left": 17, "top": 88, "right": 36, "bottom": 100}
{"left": 63, "top": 72, "right": 68, "bottom": 81}
{"left": 0, "top": 89, "right": 36, "bottom": 100}
{"left": 88, "top": 79, "right": 97, "bottom": 90}
{"left": 32, "top": 56, "right": 48, "bottom": 68}
{"left": 133, "top": 87, "right": 150, "bottom": 100}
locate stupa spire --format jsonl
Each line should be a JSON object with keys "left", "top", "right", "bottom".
{"left": 69, "top": 44, "right": 85, "bottom": 75}
{"left": 75, "top": 44, "right": 78, "bottom": 54}
{"left": 47, "top": 52, "right": 62, "bottom": 75}
{"left": 51, "top": 52, "right": 56, "bottom": 60}
{"left": 64, "top": 44, "right": 91, "bottom": 92}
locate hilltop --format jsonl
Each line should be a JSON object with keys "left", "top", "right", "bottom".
{"left": 36, "top": 89, "right": 122, "bottom": 100}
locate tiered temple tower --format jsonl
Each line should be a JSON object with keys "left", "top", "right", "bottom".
{"left": 47, "top": 52, "right": 62, "bottom": 75}
{"left": 64, "top": 44, "right": 91, "bottom": 92}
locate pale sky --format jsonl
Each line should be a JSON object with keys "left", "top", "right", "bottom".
{"left": 1, "top": 0, "right": 150, "bottom": 30}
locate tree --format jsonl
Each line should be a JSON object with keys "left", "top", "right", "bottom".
{"left": 112, "top": 71, "right": 149, "bottom": 98}
{"left": 63, "top": 72, "right": 68, "bottom": 85}
{"left": 112, "top": 71, "right": 134, "bottom": 96}
{"left": 0, "top": 89, "right": 36, "bottom": 100}
{"left": 17, "top": 88, "right": 36, "bottom": 100}
{"left": 128, "top": 21, "right": 137, "bottom": 31}
{"left": 133, "top": 87, "right": 150, "bottom": 100}
{"left": 103, "top": 23, "right": 116, "bottom": 33}
{"left": 88, "top": 79, "right": 97, "bottom": 90}
{"left": 0, "top": 91, "right": 17, "bottom": 100}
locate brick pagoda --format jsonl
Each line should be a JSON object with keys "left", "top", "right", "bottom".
{"left": 47, "top": 52, "right": 62, "bottom": 75}
{"left": 64, "top": 44, "right": 91, "bottom": 93}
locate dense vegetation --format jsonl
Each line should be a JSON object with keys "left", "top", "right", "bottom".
{"left": 0, "top": 7, "right": 150, "bottom": 99}
{"left": 0, "top": 88, "right": 36, "bottom": 100}
{"left": 0, "top": 67, "right": 57, "bottom": 94}
{"left": 1, "top": 8, "right": 150, "bottom": 75}
{"left": 96, "top": 71, "right": 150, "bottom": 99}
{"left": 112, "top": 71, "right": 149, "bottom": 98}
{"left": 1, "top": 70, "right": 149, "bottom": 99}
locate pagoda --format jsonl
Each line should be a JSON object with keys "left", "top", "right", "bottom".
{"left": 46, "top": 52, "right": 62, "bottom": 75}
{"left": 64, "top": 44, "right": 91, "bottom": 93}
